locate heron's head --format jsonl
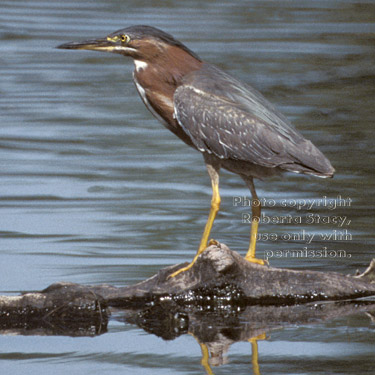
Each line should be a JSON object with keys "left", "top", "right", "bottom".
{"left": 57, "top": 25, "right": 201, "bottom": 66}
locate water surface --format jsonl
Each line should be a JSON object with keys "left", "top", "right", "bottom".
{"left": 0, "top": 0, "right": 374, "bottom": 374}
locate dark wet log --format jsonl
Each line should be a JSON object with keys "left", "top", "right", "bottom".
{"left": 1, "top": 242, "right": 375, "bottom": 324}
{"left": 95, "top": 242, "right": 375, "bottom": 306}
{"left": 0, "top": 284, "right": 108, "bottom": 336}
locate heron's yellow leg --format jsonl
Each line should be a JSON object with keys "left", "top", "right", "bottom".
{"left": 188, "top": 333, "right": 214, "bottom": 375}
{"left": 198, "top": 181, "right": 220, "bottom": 253}
{"left": 249, "top": 333, "right": 267, "bottom": 375}
{"left": 244, "top": 178, "right": 266, "bottom": 265}
{"left": 169, "top": 162, "right": 220, "bottom": 279}
{"left": 169, "top": 178, "right": 220, "bottom": 278}
{"left": 200, "top": 342, "right": 214, "bottom": 375}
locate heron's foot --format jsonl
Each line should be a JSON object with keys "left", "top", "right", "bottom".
{"left": 168, "top": 239, "right": 220, "bottom": 279}
{"left": 248, "top": 332, "right": 267, "bottom": 343}
{"left": 207, "top": 238, "right": 219, "bottom": 247}
{"left": 244, "top": 255, "right": 268, "bottom": 266}
{"left": 168, "top": 250, "right": 203, "bottom": 279}
{"left": 168, "top": 261, "right": 196, "bottom": 279}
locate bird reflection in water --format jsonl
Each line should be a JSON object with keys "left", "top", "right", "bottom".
{"left": 196, "top": 332, "right": 267, "bottom": 375}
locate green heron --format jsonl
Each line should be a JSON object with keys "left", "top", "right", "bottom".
{"left": 58, "top": 25, "right": 334, "bottom": 278}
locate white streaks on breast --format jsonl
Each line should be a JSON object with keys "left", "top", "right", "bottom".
{"left": 134, "top": 60, "right": 148, "bottom": 72}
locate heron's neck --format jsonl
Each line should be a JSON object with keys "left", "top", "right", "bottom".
{"left": 132, "top": 49, "right": 202, "bottom": 123}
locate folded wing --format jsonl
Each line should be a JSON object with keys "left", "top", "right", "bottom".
{"left": 174, "top": 64, "right": 334, "bottom": 177}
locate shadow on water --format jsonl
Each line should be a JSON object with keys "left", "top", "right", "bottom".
{"left": 1, "top": 297, "right": 375, "bottom": 374}
{"left": 120, "top": 300, "right": 375, "bottom": 374}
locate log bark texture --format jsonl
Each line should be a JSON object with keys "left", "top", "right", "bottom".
{"left": 1, "top": 242, "right": 375, "bottom": 319}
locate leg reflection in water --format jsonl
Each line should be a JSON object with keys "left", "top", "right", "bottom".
{"left": 249, "top": 333, "right": 267, "bottom": 375}
{"left": 193, "top": 331, "right": 267, "bottom": 375}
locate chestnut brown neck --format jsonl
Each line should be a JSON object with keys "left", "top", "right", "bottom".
{"left": 132, "top": 45, "right": 202, "bottom": 145}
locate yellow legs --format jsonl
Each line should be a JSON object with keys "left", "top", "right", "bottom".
{"left": 190, "top": 332, "right": 225, "bottom": 375}
{"left": 193, "top": 332, "right": 267, "bottom": 375}
{"left": 244, "top": 177, "right": 266, "bottom": 265}
{"left": 169, "top": 163, "right": 266, "bottom": 279}
{"left": 199, "top": 342, "right": 214, "bottom": 375}
{"left": 169, "top": 162, "right": 220, "bottom": 278}
{"left": 249, "top": 333, "right": 267, "bottom": 375}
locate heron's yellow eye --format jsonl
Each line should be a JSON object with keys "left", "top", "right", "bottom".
{"left": 120, "top": 34, "right": 130, "bottom": 43}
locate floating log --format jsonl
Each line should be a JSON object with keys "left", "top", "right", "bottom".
{"left": 1, "top": 242, "right": 375, "bottom": 331}
{"left": 2, "top": 242, "right": 374, "bottom": 373}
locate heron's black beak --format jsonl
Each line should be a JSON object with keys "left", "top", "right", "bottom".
{"left": 57, "top": 38, "right": 119, "bottom": 53}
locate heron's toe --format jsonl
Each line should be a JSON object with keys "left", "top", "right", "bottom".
{"left": 244, "top": 256, "right": 268, "bottom": 266}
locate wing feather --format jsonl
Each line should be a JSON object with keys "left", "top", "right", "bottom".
{"left": 174, "top": 85, "right": 296, "bottom": 167}
{"left": 173, "top": 64, "right": 334, "bottom": 177}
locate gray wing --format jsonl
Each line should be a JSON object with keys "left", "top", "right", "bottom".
{"left": 173, "top": 64, "right": 334, "bottom": 177}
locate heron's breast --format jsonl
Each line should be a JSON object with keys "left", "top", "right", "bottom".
{"left": 131, "top": 63, "right": 198, "bottom": 148}
{"left": 133, "top": 61, "right": 176, "bottom": 118}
